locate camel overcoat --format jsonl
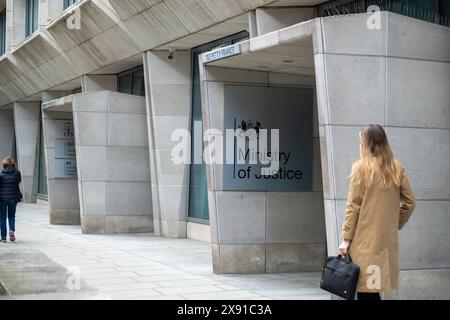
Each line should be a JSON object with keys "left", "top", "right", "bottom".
{"left": 341, "top": 162, "right": 416, "bottom": 293}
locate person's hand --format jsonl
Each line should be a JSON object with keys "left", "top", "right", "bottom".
{"left": 338, "top": 240, "right": 351, "bottom": 256}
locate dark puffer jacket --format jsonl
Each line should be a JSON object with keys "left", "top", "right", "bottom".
{"left": 0, "top": 166, "right": 22, "bottom": 202}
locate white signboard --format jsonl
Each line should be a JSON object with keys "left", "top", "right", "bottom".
{"left": 202, "top": 44, "right": 241, "bottom": 63}
{"left": 54, "top": 120, "right": 77, "bottom": 179}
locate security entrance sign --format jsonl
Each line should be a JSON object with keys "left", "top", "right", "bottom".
{"left": 223, "top": 85, "right": 313, "bottom": 191}
{"left": 54, "top": 120, "right": 77, "bottom": 179}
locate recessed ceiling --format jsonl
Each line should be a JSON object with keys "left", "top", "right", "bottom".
{"left": 207, "top": 36, "right": 315, "bottom": 76}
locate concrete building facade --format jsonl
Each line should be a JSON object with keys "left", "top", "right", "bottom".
{"left": 0, "top": 0, "right": 449, "bottom": 299}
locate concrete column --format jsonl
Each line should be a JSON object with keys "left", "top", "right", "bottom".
{"left": 143, "top": 50, "right": 191, "bottom": 238}
{"left": 248, "top": 10, "right": 258, "bottom": 38}
{"left": 9, "top": 0, "right": 26, "bottom": 50}
{"left": 73, "top": 91, "right": 152, "bottom": 234}
{"left": 255, "top": 7, "right": 316, "bottom": 36}
{"left": 13, "top": 101, "right": 40, "bottom": 203}
{"left": 4, "top": 0, "right": 12, "bottom": 54}
{"left": 81, "top": 75, "right": 117, "bottom": 93}
{"left": 199, "top": 64, "right": 326, "bottom": 274}
{"left": 38, "top": 0, "right": 46, "bottom": 29}
{"left": 313, "top": 12, "right": 450, "bottom": 299}
{"left": 46, "top": 0, "right": 64, "bottom": 23}
{"left": 0, "top": 108, "right": 15, "bottom": 161}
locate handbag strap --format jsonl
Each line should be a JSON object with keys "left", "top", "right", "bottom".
{"left": 339, "top": 253, "right": 353, "bottom": 263}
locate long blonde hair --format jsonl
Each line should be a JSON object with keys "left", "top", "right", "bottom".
{"left": 350, "top": 124, "right": 402, "bottom": 189}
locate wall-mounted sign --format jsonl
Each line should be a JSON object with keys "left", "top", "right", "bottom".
{"left": 202, "top": 44, "right": 241, "bottom": 63}
{"left": 223, "top": 85, "right": 313, "bottom": 191}
{"left": 54, "top": 159, "right": 77, "bottom": 179}
{"left": 54, "top": 120, "right": 77, "bottom": 179}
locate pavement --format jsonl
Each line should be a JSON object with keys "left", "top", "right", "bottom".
{"left": 0, "top": 203, "right": 330, "bottom": 300}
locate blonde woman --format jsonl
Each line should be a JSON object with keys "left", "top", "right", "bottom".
{"left": 338, "top": 125, "right": 416, "bottom": 300}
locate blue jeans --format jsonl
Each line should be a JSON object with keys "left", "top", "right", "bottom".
{"left": 0, "top": 201, "right": 17, "bottom": 240}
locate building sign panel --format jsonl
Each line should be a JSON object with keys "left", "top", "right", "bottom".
{"left": 54, "top": 120, "right": 77, "bottom": 179}
{"left": 223, "top": 85, "right": 313, "bottom": 191}
{"left": 202, "top": 44, "right": 241, "bottom": 63}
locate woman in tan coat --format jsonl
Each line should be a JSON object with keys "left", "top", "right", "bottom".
{"left": 338, "top": 124, "right": 416, "bottom": 300}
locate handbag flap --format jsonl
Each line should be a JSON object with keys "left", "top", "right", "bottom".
{"left": 324, "top": 256, "right": 360, "bottom": 277}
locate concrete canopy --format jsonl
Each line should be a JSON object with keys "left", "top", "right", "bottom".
{"left": 202, "top": 19, "right": 316, "bottom": 76}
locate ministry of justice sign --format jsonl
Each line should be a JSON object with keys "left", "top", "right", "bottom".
{"left": 223, "top": 85, "right": 313, "bottom": 191}
{"left": 54, "top": 120, "right": 77, "bottom": 179}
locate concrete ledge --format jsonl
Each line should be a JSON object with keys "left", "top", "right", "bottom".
{"left": 0, "top": 246, "right": 95, "bottom": 298}
{"left": 187, "top": 222, "right": 211, "bottom": 243}
{"left": 82, "top": 215, "right": 154, "bottom": 234}
{"left": 81, "top": 215, "right": 106, "bottom": 234}
{"left": 396, "top": 268, "right": 450, "bottom": 300}
{"left": 50, "top": 209, "right": 81, "bottom": 225}
{"left": 106, "top": 215, "right": 154, "bottom": 234}
{"left": 212, "top": 244, "right": 266, "bottom": 274}
{"left": 36, "top": 198, "right": 49, "bottom": 206}
{"left": 212, "top": 243, "right": 327, "bottom": 275}
{"left": 154, "top": 219, "right": 187, "bottom": 238}
{"left": 266, "top": 243, "right": 327, "bottom": 273}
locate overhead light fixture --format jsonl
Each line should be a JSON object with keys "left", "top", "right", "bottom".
{"left": 283, "top": 59, "right": 294, "bottom": 64}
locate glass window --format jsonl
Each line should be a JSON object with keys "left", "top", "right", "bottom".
{"left": 188, "top": 31, "right": 249, "bottom": 222}
{"left": 440, "top": 0, "right": 450, "bottom": 26}
{"left": 132, "top": 69, "right": 145, "bottom": 96}
{"left": 64, "top": 0, "right": 78, "bottom": 10}
{"left": 73, "top": 87, "right": 82, "bottom": 94}
{"left": 0, "top": 10, "right": 6, "bottom": 55}
{"left": 118, "top": 66, "right": 145, "bottom": 97}
{"left": 37, "top": 117, "right": 48, "bottom": 198}
{"left": 118, "top": 73, "right": 132, "bottom": 94}
{"left": 26, "top": 0, "right": 39, "bottom": 37}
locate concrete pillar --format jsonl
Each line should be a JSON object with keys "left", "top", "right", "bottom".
{"left": 255, "top": 7, "right": 316, "bottom": 36}
{"left": 199, "top": 63, "right": 326, "bottom": 274}
{"left": 46, "top": 0, "right": 64, "bottom": 23}
{"left": 13, "top": 101, "right": 40, "bottom": 203}
{"left": 312, "top": 12, "right": 450, "bottom": 299}
{"left": 73, "top": 91, "right": 153, "bottom": 234}
{"left": 8, "top": 0, "right": 26, "bottom": 50}
{"left": 143, "top": 50, "right": 191, "bottom": 238}
{"left": 81, "top": 75, "right": 117, "bottom": 93}
{"left": 248, "top": 10, "right": 258, "bottom": 38}
{"left": 38, "top": 0, "right": 47, "bottom": 29}
{"left": 0, "top": 108, "right": 15, "bottom": 161}
{"left": 4, "top": 0, "right": 12, "bottom": 54}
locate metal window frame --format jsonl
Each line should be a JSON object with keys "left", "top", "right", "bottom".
{"left": 186, "top": 31, "right": 250, "bottom": 224}
{"left": 0, "top": 9, "right": 5, "bottom": 55}
{"left": 117, "top": 65, "right": 145, "bottom": 96}
{"left": 37, "top": 105, "right": 48, "bottom": 198}
{"left": 63, "top": 0, "right": 77, "bottom": 10}
{"left": 25, "top": 0, "right": 38, "bottom": 37}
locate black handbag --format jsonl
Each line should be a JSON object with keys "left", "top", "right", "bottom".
{"left": 320, "top": 254, "right": 360, "bottom": 300}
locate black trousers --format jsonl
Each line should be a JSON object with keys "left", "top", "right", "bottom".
{"left": 357, "top": 292, "right": 381, "bottom": 300}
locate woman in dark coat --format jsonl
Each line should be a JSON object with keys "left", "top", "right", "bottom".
{"left": 0, "top": 157, "right": 22, "bottom": 243}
